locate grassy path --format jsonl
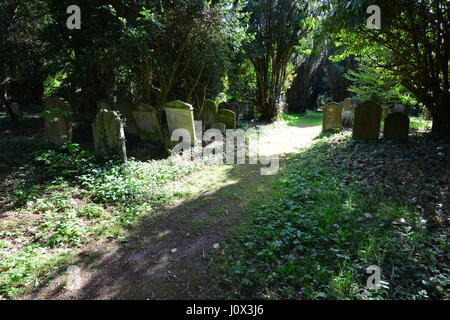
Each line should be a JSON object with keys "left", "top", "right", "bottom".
{"left": 23, "top": 115, "right": 323, "bottom": 299}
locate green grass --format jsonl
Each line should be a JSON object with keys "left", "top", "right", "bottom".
{"left": 281, "top": 111, "right": 323, "bottom": 127}
{"left": 410, "top": 117, "right": 431, "bottom": 130}
{"left": 219, "top": 132, "right": 448, "bottom": 300}
{"left": 0, "top": 143, "right": 219, "bottom": 299}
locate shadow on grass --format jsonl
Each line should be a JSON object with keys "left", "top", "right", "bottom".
{"left": 22, "top": 161, "right": 282, "bottom": 300}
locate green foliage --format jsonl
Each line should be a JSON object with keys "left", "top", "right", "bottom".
{"left": 33, "top": 144, "right": 94, "bottom": 178}
{"left": 220, "top": 133, "right": 449, "bottom": 299}
{"left": 344, "top": 60, "right": 417, "bottom": 107}
{"left": 244, "top": 0, "right": 310, "bottom": 121}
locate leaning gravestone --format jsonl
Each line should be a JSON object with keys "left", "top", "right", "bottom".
{"left": 92, "top": 109, "right": 127, "bottom": 162}
{"left": 44, "top": 97, "right": 73, "bottom": 146}
{"left": 353, "top": 101, "right": 382, "bottom": 140}
{"left": 165, "top": 100, "right": 196, "bottom": 145}
{"left": 384, "top": 112, "right": 410, "bottom": 141}
{"left": 200, "top": 99, "right": 218, "bottom": 129}
{"left": 216, "top": 109, "right": 237, "bottom": 129}
{"left": 343, "top": 98, "right": 352, "bottom": 112}
{"left": 322, "top": 102, "right": 342, "bottom": 131}
{"left": 132, "top": 103, "right": 161, "bottom": 141}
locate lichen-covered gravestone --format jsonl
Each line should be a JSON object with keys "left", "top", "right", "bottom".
{"left": 322, "top": 102, "right": 342, "bottom": 131}
{"left": 92, "top": 109, "right": 127, "bottom": 162}
{"left": 343, "top": 98, "right": 352, "bottom": 112}
{"left": 132, "top": 103, "right": 161, "bottom": 141}
{"left": 353, "top": 101, "right": 382, "bottom": 140}
{"left": 44, "top": 97, "right": 73, "bottom": 146}
{"left": 216, "top": 109, "right": 236, "bottom": 130}
{"left": 165, "top": 100, "right": 196, "bottom": 145}
{"left": 384, "top": 112, "right": 410, "bottom": 141}
{"left": 200, "top": 99, "right": 218, "bottom": 129}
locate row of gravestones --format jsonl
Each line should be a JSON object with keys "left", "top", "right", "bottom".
{"left": 323, "top": 100, "right": 410, "bottom": 140}
{"left": 43, "top": 97, "right": 237, "bottom": 161}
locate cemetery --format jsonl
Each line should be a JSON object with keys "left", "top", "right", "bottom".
{"left": 0, "top": 0, "right": 448, "bottom": 303}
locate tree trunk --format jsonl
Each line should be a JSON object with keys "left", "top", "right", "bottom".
{"left": 431, "top": 105, "right": 450, "bottom": 136}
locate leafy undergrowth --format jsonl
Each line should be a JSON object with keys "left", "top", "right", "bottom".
{"left": 219, "top": 132, "right": 449, "bottom": 300}
{"left": 0, "top": 143, "right": 217, "bottom": 299}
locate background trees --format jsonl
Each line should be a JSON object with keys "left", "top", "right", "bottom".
{"left": 244, "top": 0, "right": 309, "bottom": 121}
{"left": 324, "top": 0, "right": 449, "bottom": 135}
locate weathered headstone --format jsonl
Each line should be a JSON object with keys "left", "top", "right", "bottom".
{"left": 164, "top": 100, "right": 196, "bottom": 145}
{"left": 92, "top": 109, "right": 127, "bottom": 162}
{"left": 384, "top": 112, "right": 410, "bottom": 141}
{"left": 322, "top": 102, "right": 342, "bottom": 131}
{"left": 394, "top": 104, "right": 406, "bottom": 113}
{"left": 44, "top": 97, "right": 73, "bottom": 146}
{"left": 343, "top": 98, "right": 352, "bottom": 112}
{"left": 353, "top": 101, "right": 382, "bottom": 140}
{"left": 216, "top": 109, "right": 236, "bottom": 130}
{"left": 342, "top": 110, "right": 354, "bottom": 128}
{"left": 210, "top": 122, "right": 227, "bottom": 134}
{"left": 381, "top": 107, "right": 391, "bottom": 121}
{"left": 132, "top": 103, "right": 161, "bottom": 141}
{"left": 200, "top": 99, "right": 218, "bottom": 129}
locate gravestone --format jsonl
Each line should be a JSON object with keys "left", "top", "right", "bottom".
{"left": 384, "top": 112, "right": 410, "bottom": 141}
{"left": 132, "top": 103, "right": 161, "bottom": 141}
{"left": 216, "top": 109, "right": 236, "bottom": 130}
{"left": 343, "top": 98, "right": 352, "bottom": 112}
{"left": 210, "top": 122, "right": 227, "bottom": 134}
{"left": 44, "top": 97, "right": 73, "bottom": 146}
{"left": 164, "top": 100, "right": 196, "bottom": 145}
{"left": 394, "top": 104, "right": 406, "bottom": 113}
{"left": 200, "top": 99, "right": 218, "bottom": 129}
{"left": 342, "top": 110, "right": 354, "bottom": 128}
{"left": 353, "top": 101, "right": 382, "bottom": 140}
{"left": 381, "top": 107, "right": 391, "bottom": 121}
{"left": 92, "top": 109, "right": 127, "bottom": 162}
{"left": 322, "top": 102, "right": 342, "bottom": 131}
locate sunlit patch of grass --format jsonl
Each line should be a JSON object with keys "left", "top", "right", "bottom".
{"left": 281, "top": 111, "right": 323, "bottom": 127}
{"left": 410, "top": 117, "right": 431, "bottom": 130}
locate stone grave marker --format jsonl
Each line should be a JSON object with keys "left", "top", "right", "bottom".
{"left": 132, "top": 103, "right": 161, "bottom": 141}
{"left": 200, "top": 99, "right": 218, "bottom": 129}
{"left": 322, "top": 102, "right": 342, "bottom": 131}
{"left": 164, "top": 100, "right": 196, "bottom": 145}
{"left": 216, "top": 109, "right": 236, "bottom": 130}
{"left": 353, "top": 101, "right": 382, "bottom": 140}
{"left": 343, "top": 98, "right": 352, "bottom": 112}
{"left": 44, "top": 97, "right": 73, "bottom": 146}
{"left": 92, "top": 109, "right": 127, "bottom": 162}
{"left": 384, "top": 112, "right": 410, "bottom": 141}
